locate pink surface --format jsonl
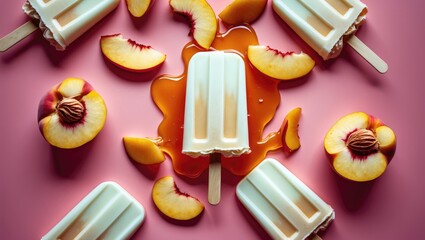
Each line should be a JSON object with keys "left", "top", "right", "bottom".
{"left": 0, "top": 0, "right": 423, "bottom": 239}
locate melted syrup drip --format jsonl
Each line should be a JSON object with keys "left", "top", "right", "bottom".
{"left": 151, "top": 25, "right": 284, "bottom": 178}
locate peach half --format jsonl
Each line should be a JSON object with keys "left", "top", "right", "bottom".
{"left": 123, "top": 136, "right": 165, "bottom": 165}
{"left": 100, "top": 34, "right": 166, "bottom": 72}
{"left": 37, "top": 78, "right": 107, "bottom": 149}
{"left": 152, "top": 176, "right": 204, "bottom": 221}
{"left": 169, "top": 0, "right": 218, "bottom": 49}
{"left": 324, "top": 112, "right": 396, "bottom": 182}
{"left": 219, "top": 0, "right": 267, "bottom": 26}
{"left": 126, "top": 0, "right": 153, "bottom": 18}
{"left": 247, "top": 45, "right": 315, "bottom": 80}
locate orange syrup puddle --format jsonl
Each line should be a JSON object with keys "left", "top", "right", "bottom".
{"left": 151, "top": 25, "right": 284, "bottom": 178}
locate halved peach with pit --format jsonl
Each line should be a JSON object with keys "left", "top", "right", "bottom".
{"left": 37, "top": 78, "right": 107, "bottom": 149}
{"left": 324, "top": 112, "right": 396, "bottom": 182}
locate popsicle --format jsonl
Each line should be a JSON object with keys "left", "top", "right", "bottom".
{"left": 183, "top": 51, "right": 250, "bottom": 205}
{"left": 237, "top": 158, "right": 335, "bottom": 240}
{"left": 41, "top": 181, "right": 145, "bottom": 240}
{"left": 273, "top": 0, "right": 388, "bottom": 73}
{"left": 0, "top": 0, "right": 120, "bottom": 52}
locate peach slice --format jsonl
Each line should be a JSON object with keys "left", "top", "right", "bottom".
{"left": 152, "top": 176, "right": 204, "bottom": 220}
{"left": 100, "top": 34, "right": 166, "bottom": 72}
{"left": 126, "top": 0, "right": 153, "bottom": 18}
{"left": 123, "top": 136, "right": 165, "bottom": 165}
{"left": 37, "top": 78, "right": 107, "bottom": 149}
{"left": 324, "top": 112, "right": 397, "bottom": 182}
{"left": 169, "top": 0, "right": 218, "bottom": 49}
{"left": 219, "top": 0, "right": 267, "bottom": 25}
{"left": 280, "top": 107, "right": 302, "bottom": 152}
{"left": 247, "top": 45, "right": 315, "bottom": 80}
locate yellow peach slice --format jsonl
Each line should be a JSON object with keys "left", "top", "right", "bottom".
{"left": 126, "top": 0, "right": 152, "bottom": 18}
{"left": 280, "top": 107, "right": 302, "bottom": 152}
{"left": 100, "top": 34, "right": 166, "bottom": 72}
{"left": 152, "top": 176, "right": 204, "bottom": 220}
{"left": 247, "top": 45, "right": 315, "bottom": 80}
{"left": 123, "top": 137, "right": 165, "bottom": 165}
{"left": 169, "top": 0, "right": 218, "bottom": 49}
{"left": 219, "top": 0, "right": 267, "bottom": 25}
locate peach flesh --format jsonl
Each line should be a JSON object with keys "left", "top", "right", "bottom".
{"left": 267, "top": 46, "right": 294, "bottom": 57}
{"left": 101, "top": 34, "right": 153, "bottom": 51}
{"left": 173, "top": 12, "right": 196, "bottom": 37}
{"left": 173, "top": 182, "right": 191, "bottom": 198}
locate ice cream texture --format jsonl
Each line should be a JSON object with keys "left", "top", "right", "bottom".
{"left": 182, "top": 51, "right": 250, "bottom": 158}
{"left": 182, "top": 50, "right": 250, "bottom": 204}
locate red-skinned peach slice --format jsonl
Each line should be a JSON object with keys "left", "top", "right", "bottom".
{"left": 247, "top": 45, "right": 315, "bottom": 80}
{"left": 280, "top": 107, "right": 302, "bottom": 152}
{"left": 126, "top": 0, "right": 153, "bottom": 17}
{"left": 152, "top": 176, "right": 204, "bottom": 220}
{"left": 169, "top": 0, "right": 218, "bottom": 49}
{"left": 123, "top": 136, "right": 165, "bottom": 165}
{"left": 219, "top": 0, "right": 267, "bottom": 25}
{"left": 38, "top": 78, "right": 107, "bottom": 149}
{"left": 100, "top": 34, "right": 166, "bottom": 72}
{"left": 324, "top": 112, "right": 396, "bottom": 182}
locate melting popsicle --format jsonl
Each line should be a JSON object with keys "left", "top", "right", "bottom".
{"left": 273, "top": 0, "right": 388, "bottom": 73}
{"left": 0, "top": 0, "right": 120, "bottom": 52}
{"left": 237, "top": 158, "right": 335, "bottom": 240}
{"left": 183, "top": 51, "right": 250, "bottom": 205}
{"left": 41, "top": 181, "right": 145, "bottom": 240}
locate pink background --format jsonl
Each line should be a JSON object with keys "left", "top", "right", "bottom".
{"left": 1, "top": 0, "right": 424, "bottom": 239}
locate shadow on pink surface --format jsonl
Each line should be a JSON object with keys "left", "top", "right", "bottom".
{"left": 332, "top": 171, "right": 375, "bottom": 212}
{"left": 50, "top": 139, "right": 96, "bottom": 178}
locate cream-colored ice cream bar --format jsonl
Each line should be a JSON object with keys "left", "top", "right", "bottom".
{"left": 183, "top": 51, "right": 250, "bottom": 204}
{"left": 237, "top": 158, "right": 335, "bottom": 240}
{"left": 273, "top": 0, "right": 367, "bottom": 60}
{"left": 41, "top": 181, "right": 145, "bottom": 240}
{"left": 23, "top": 0, "right": 120, "bottom": 50}
{"left": 182, "top": 51, "right": 250, "bottom": 158}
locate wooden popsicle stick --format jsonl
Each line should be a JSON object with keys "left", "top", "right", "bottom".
{"left": 0, "top": 21, "right": 37, "bottom": 52}
{"left": 347, "top": 35, "right": 388, "bottom": 74}
{"left": 208, "top": 153, "right": 221, "bottom": 205}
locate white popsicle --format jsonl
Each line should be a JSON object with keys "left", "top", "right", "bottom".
{"left": 237, "top": 158, "right": 335, "bottom": 240}
{"left": 183, "top": 51, "right": 250, "bottom": 205}
{"left": 0, "top": 0, "right": 120, "bottom": 52}
{"left": 41, "top": 181, "right": 145, "bottom": 240}
{"left": 273, "top": 0, "right": 388, "bottom": 73}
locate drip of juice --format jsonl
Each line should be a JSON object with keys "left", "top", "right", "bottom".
{"left": 151, "top": 25, "right": 284, "bottom": 178}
